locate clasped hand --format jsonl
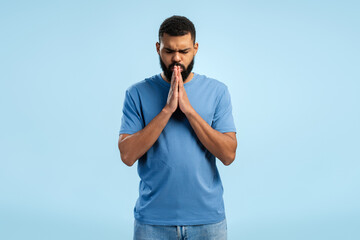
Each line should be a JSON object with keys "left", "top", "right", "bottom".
{"left": 165, "top": 66, "right": 194, "bottom": 115}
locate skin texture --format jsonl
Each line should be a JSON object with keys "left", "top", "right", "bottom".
{"left": 157, "top": 33, "right": 198, "bottom": 84}
{"left": 118, "top": 33, "right": 237, "bottom": 166}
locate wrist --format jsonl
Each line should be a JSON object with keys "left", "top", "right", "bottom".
{"left": 162, "top": 106, "right": 174, "bottom": 116}
{"left": 183, "top": 107, "right": 196, "bottom": 117}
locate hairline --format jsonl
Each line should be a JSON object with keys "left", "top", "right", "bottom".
{"left": 159, "top": 32, "right": 196, "bottom": 45}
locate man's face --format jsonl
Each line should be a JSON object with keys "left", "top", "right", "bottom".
{"left": 156, "top": 33, "right": 198, "bottom": 82}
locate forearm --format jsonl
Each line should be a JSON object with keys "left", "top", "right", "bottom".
{"left": 185, "top": 109, "right": 237, "bottom": 165}
{"left": 119, "top": 107, "right": 173, "bottom": 166}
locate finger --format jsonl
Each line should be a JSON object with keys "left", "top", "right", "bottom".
{"left": 175, "top": 66, "right": 179, "bottom": 82}
{"left": 176, "top": 67, "right": 180, "bottom": 78}
{"left": 171, "top": 67, "right": 176, "bottom": 90}
{"left": 174, "top": 76, "right": 179, "bottom": 96}
{"left": 171, "top": 69, "right": 177, "bottom": 90}
{"left": 172, "top": 66, "right": 179, "bottom": 84}
{"left": 171, "top": 70, "right": 176, "bottom": 85}
{"left": 175, "top": 68, "right": 179, "bottom": 85}
{"left": 175, "top": 67, "right": 179, "bottom": 81}
{"left": 178, "top": 68, "right": 184, "bottom": 89}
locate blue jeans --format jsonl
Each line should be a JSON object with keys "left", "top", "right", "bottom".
{"left": 133, "top": 218, "right": 227, "bottom": 240}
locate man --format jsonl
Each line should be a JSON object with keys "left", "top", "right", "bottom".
{"left": 118, "top": 15, "right": 237, "bottom": 240}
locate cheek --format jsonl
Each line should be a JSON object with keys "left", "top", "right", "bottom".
{"left": 161, "top": 54, "right": 171, "bottom": 63}
{"left": 184, "top": 56, "right": 193, "bottom": 65}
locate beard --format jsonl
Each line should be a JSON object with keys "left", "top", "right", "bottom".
{"left": 159, "top": 56, "right": 195, "bottom": 82}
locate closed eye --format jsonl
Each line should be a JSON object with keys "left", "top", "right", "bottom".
{"left": 165, "top": 48, "right": 190, "bottom": 54}
{"left": 166, "top": 50, "right": 189, "bottom": 54}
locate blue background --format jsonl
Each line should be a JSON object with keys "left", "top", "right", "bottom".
{"left": 1, "top": 0, "right": 359, "bottom": 239}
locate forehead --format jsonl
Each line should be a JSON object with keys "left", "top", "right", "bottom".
{"left": 160, "top": 33, "right": 193, "bottom": 49}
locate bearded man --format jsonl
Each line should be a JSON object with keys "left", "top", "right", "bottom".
{"left": 118, "top": 15, "right": 237, "bottom": 240}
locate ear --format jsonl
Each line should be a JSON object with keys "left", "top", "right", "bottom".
{"left": 193, "top": 42, "right": 199, "bottom": 56}
{"left": 156, "top": 42, "right": 160, "bottom": 55}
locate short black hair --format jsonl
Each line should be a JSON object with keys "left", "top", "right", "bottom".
{"left": 158, "top": 15, "right": 196, "bottom": 44}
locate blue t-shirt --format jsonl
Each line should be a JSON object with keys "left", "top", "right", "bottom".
{"left": 119, "top": 73, "right": 236, "bottom": 225}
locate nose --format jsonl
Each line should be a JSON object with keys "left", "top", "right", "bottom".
{"left": 172, "top": 52, "right": 181, "bottom": 62}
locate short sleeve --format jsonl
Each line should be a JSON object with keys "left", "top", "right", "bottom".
{"left": 119, "top": 88, "right": 144, "bottom": 135}
{"left": 211, "top": 85, "right": 237, "bottom": 133}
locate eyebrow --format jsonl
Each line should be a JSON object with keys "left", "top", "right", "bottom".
{"left": 165, "top": 48, "right": 191, "bottom": 52}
